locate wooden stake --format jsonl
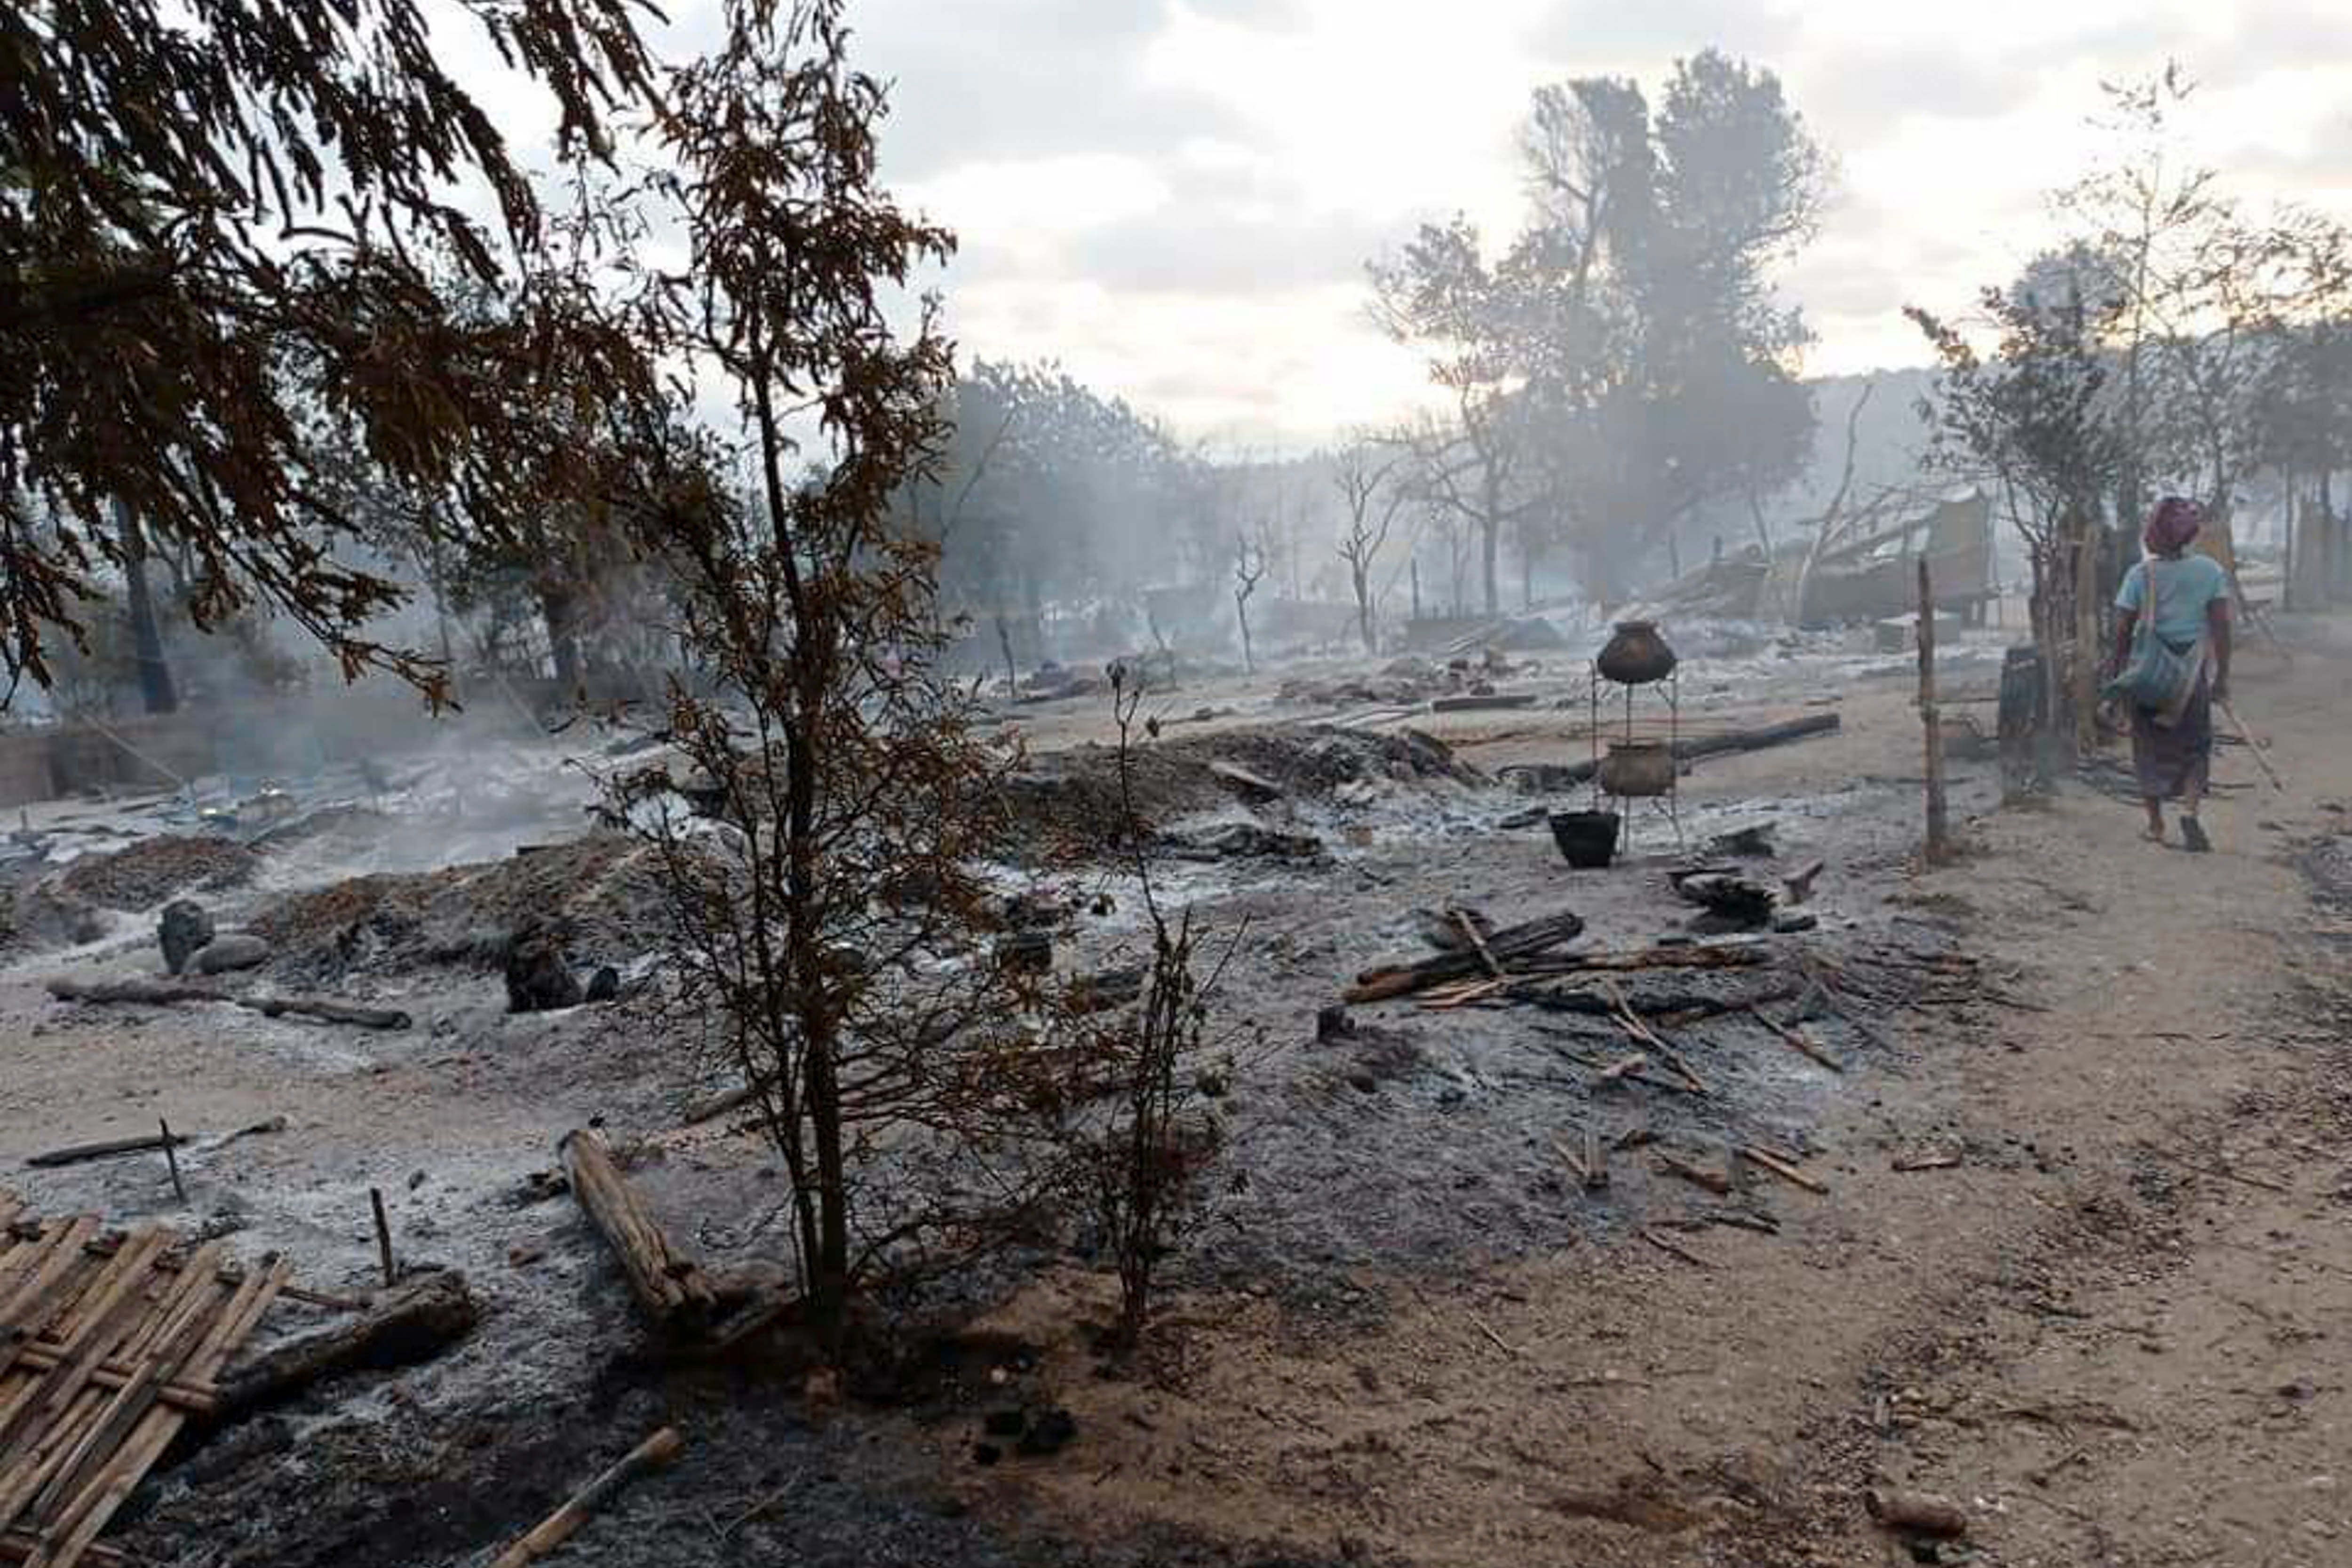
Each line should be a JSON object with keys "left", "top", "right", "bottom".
{"left": 159, "top": 1118, "right": 185, "bottom": 1204}
{"left": 1581, "top": 1125, "right": 1608, "bottom": 1191}
{"left": 1918, "top": 558, "right": 1949, "bottom": 859}
{"left": 369, "top": 1187, "right": 396, "bottom": 1288}
{"left": 488, "top": 1426, "right": 684, "bottom": 1568}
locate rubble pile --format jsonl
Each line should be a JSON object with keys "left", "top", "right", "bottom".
{"left": 999, "top": 724, "right": 1486, "bottom": 863}
{"left": 55, "top": 833, "right": 260, "bottom": 910}
{"left": 248, "top": 832, "right": 670, "bottom": 985}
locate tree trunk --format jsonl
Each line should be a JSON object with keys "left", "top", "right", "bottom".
{"left": 2323, "top": 471, "right": 2338, "bottom": 604}
{"left": 1480, "top": 467, "right": 1502, "bottom": 615}
{"left": 541, "top": 587, "right": 583, "bottom": 697}
{"left": 115, "top": 500, "right": 177, "bottom": 714}
{"left": 805, "top": 1025, "right": 851, "bottom": 1351}
{"left": 1353, "top": 565, "right": 1376, "bottom": 654}
{"left": 1235, "top": 591, "right": 1255, "bottom": 673}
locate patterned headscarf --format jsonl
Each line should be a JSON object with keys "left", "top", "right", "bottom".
{"left": 2144, "top": 496, "right": 2203, "bottom": 556}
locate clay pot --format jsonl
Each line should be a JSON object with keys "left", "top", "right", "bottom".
{"left": 1548, "top": 810, "right": 1621, "bottom": 869}
{"left": 1596, "top": 620, "right": 1677, "bottom": 685}
{"left": 1597, "top": 740, "right": 1674, "bottom": 798}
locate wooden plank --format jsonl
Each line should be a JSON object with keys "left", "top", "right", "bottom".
{"left": 0, "top": 1234, "right": 171, "bottom": 1539}
{"left": 30, "top": 1260, "right": 288, "bottom": 1568}
{"left": 0, "top": 1221, "right": 98, "bottom": 1350}
{"left": 0, "top": 1231, "right": 167, "bottom": 1467}
{"left": 24, "top": 1246, "right": 224, "bottom": 1534}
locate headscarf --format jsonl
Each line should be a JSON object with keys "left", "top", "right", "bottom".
{"left": 2144, "top": 496, "right": 2202, "bottom": 556}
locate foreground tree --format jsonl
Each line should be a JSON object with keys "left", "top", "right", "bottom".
{"left": 1, "top": 0, "right": 668, "bottom": 701}
{"left": 620, "top": 0, "right": 1076, "bottom": 1348}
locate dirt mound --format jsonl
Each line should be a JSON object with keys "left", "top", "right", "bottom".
{"left": 53, "top": 834, "right": 260, "bottom": 911}
{"left": 248, "top": 833, "right": 672, "bottom": 986}
{"left": 1000, "top": 725, "right": 1484, "bottom": 862}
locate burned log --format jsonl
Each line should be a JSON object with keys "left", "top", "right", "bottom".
{"left": 558, "top": 1127, "right": 722, "bottom": 1328}
{"left": 211, "top": 1270, "right": 477, "bottom": 1422}
{"left": 1346, "top": 909, "right": 1586, "bottom": 1003}
{"left": 24, "top": 1128, "right": 195, "bottom": 1169}
{"left": 45, "top": 977, "right": 410, "bottom": 1031}
{"left": 488, "top": 1427, "right": 684, "bottom": 1568}
{"left": 1503, "top": 713, "right": 1842, "bottom": 793}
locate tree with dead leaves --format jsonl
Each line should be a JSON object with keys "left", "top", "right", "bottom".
{"left": 617, "top": 0, "right": 1078, "bottom": 1349}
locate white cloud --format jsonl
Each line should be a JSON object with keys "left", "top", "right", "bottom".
{"left": 445, "top": 0, "right": 2352, "bottom": 444}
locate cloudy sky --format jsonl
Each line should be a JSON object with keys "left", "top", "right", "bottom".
{"left": 464, "top": 0, "right": 2352, "bottom": 448}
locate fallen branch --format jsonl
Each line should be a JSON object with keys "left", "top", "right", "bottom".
{"left": 488, "top": 1427, "right": 685, "bottom": 1568}
{"left": 46, "top": 977, "right": 410, "bottom": 1031}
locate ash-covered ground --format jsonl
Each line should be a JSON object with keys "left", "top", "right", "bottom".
{"left": 17, "top": 619, "right": 2326, "bottom": 1568}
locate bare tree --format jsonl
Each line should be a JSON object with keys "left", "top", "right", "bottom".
{"left": 1232, "top": 527, "right": 1271, "bottom": 673}
{"left": 1332, "top": 439, "right": 1410, "bottom": 653}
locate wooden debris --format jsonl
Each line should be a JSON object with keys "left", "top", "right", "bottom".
{"left": 1638, "top": 1227, "right": 1709, "bottom": 1268}
{"left": 0, "top": 1203, "right": 292, "bottom": 1568}
{"left": 487, "top": 1426, "right": 684, "bottom": 1568}
{"left": 1454, "top": 911, "right": 1505, "bottom": 979}
{"left": 1865, "top": 1487, "right": 1968, "bottom": 1538}
{"left": 1656, "top": 1154, "right": 1733, "bottom": 1197}
{"left": 1748, "top": 1006, "right": 1844, "bottom": 1073}
{"left": 1892, "top": 1151, "right": 1963, "bottom": 1173}
{"left": 1347, "top": 909, "right": 1585, "bottom": 1003}
{"left": 1670, "top": 871, "right": 1776, "bottom": 929}
{"left": 1205, "top": 761, "right": 1284, "bottom": 802}
{"left": 1429, "top": 692, "right": 1539, "bottom": 713}
{"left": 369, "top": 1188, "right": 396, "bottom": 1288}
{"left": 1740, "top": 1145, "right": 1828, "bottom": 1195}
{"left": 558, "top": 1128, "right": 722, "bottom": 1329}
{"left": 1782, "top": 860, "right": 1826, "bottom": 905}
{"left": 1602, "top": 982, "right": 1707, "bottom": 1095}
{"left": 45, "top": 977, "right": 410, "bottom": 1031}
{"left": 158, "top": 1120, "right": 184, "bottom": 1204}
{"left": 1516, "top": 713, "right": 1842, "bottom": 790}
{"left": 24, "top": 1131, "right": 195, "bottom": 1171}
{"left": 210, "top": 1271, "right": 477, "bottom": 1424}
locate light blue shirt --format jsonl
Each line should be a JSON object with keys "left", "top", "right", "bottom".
{"left": 2116, "top": 554, "right": 2228, "bottom": 647}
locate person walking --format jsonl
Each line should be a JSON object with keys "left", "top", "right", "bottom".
{"left": 2108, "top": 496, "right": 2232, "bottom": 851}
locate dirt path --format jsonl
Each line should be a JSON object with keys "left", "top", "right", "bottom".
{"left": 967, "top": 619, "right": 2352, "bottom": 1568}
